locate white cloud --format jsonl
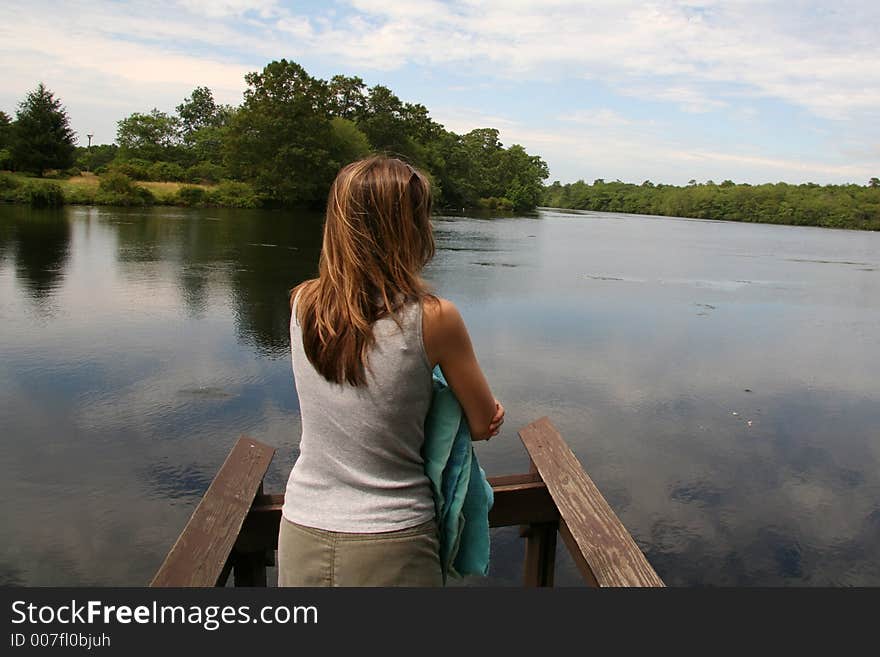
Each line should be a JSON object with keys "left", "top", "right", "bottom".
{"left": 178, "top": 0, "right": 280, "bottom": 19}
{"left": 433, "top": 105, "right": 874, "bottom": 185}
{"left": 558, "top": 109, "right": 635, "bottom": 127}
{"left": 5, "top": 2, "right": 880, "bottom": 119}
{"left": 1, "top": 1, "right": 877, "bottom": 181}
{"left": 318, "top": 1, "right": 880, "bottom": 120}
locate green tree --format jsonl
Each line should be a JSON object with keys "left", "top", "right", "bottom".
{"left": 461, "top": 128, "right": 503, "bottom": 197}
{"left": 176, "top": 86, "right": 231, "bottom": 135}
{"left": 11, "top": 83, "right": 77, "bottom": 175}
{"left": 224, "top": 59, "right": 335, "bottom": 205}
{"left": 328, "top": 75, "right": 367, "bottom": 120}
{"left": 74, "top": 143, "right": 118, "bottom": 171}
{"left": 869, "top": 177, "right": 880, "bottom": 188}
{"left": 328, "top": 117, "right": 371, "bottom": 169}
{"left": 116, "top": 109, "right": 182, "bottom": 162}
{"left": 499, "top": 144, "right": 549, "bottom": 210}
{"left": 359, "top": 85, "right": 408, "bottom": 154}
{"left": 176, "top": 87, "right": 233, "bottom": 164}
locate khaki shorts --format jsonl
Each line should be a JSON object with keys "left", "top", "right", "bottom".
{"left": 277, "top": 516, "right": 443, "bottom": 587}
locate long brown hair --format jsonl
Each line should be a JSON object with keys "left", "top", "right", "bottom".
{"left": 292, "top": 156, "right": 436, "bottom": 386}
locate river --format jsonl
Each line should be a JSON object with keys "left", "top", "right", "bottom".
{"left": 1, "top": 204, "right": 878, "bottom": 586}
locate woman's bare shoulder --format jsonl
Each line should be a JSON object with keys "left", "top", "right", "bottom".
{"left": 422, "top": 295, "right": 462, "bottom": 328}
{"left": 422, "top": 295, "right": 469, "bottom": 367}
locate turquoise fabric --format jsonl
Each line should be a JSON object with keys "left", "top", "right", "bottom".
{"left": 422, "top": 365, "right": 494, "bottom": 581}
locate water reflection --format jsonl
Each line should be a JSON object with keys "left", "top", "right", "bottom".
{"left": 1, "top": 205, "right": 879, "bottom": 586}
{"left": 3, "top": 206, "right": 71, "bottom": 302}
{"left": 108, "top": 206, "right": 325, "bottom": 356}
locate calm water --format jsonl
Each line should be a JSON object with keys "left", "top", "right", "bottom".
{"left": 1, "top": 204, "right": 878, "bottom": 587}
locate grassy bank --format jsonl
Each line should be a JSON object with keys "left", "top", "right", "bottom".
{"left": 0, "top": 171, "right": 261, "bottom": 209}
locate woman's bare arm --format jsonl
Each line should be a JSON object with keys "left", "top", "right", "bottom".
{"left": 422, "top": 297, "right": 505, "bottom": 440}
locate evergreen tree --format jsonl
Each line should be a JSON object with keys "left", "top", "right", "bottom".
{"left": 0, "top": 111, "right": 12, "bottom": 169}
{"left": 0, "top": 111, "right": 12, "bottom": 148}
{"left": 11, "top": 83, "right": 77, "bottom": 175}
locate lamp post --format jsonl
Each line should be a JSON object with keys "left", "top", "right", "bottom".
{"left": 86, "top": 134, "right": 94, "bottom": 173}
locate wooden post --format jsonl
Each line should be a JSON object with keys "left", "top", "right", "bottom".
{"left": 229, "top": 481, "right": 269, "bottom": 587}
{"left": 231, "top": 548, "right": 269, "bottom": 587}
{"left": 518, "top": 418, "right": 664, "bottom": 587}
{"left": 522, "top": 460, "right": 558, "bottom": 587}
{"left": 523, "top": 522, "right": 557, "bottom": 587}
{"left": 150, "top": 437, "right": 275, "bottom": 587}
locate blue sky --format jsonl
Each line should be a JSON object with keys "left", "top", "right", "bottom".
{"left": 1, "top": 0, "right": 878, "bottom": 185}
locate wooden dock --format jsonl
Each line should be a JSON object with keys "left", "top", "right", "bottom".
{"left": 151, "top": 417, "right": 663, "bottom": 587}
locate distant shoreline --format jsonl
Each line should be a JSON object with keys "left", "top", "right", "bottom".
{"left": 0, "top": 171, "right": 261, "bottom": 209}
{"left": 0, "top": 171, "right": 525, "bottom": 213}
{"left": 543, "top": 180, "right": 880, "bottom": 231}
{"left": 4, "top": 171, "right": 879, "bottom": 231}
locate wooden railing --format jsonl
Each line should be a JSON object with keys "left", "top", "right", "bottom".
{"left": 151, "top": 417, "right": 663, "bottom": 587}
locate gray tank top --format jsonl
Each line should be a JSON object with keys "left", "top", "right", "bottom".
{"left": 281, "top": 291, "right": 436, "bottom": 532}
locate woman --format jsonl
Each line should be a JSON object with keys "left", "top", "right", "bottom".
{"left": 277, "top": 156, "right": 504, "bottom": 587}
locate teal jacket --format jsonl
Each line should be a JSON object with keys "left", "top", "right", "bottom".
{"left": 422, "top": 365, "right": 494, "bottom": 582}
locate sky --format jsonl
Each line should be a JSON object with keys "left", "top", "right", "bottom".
{"left": 1, "top": 0, "right": 878, "bottom": 185}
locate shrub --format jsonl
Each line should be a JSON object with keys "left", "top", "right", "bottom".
{"left": 109, "top": 158, "right": 152, "bottom": 180}
{"left": 0, "top": 172, "right": 20, "bottom": 201}
{"left": 99, "top": 171, "right": 138, "bottom": 194}
{"left": 0, "top": 171, "right": 19, "bottom": 191}
{"left": 206, "top": 180, "right": 261, "bottom": 208}
{"left": 63, "top": 184, "right": 96, "bottom": 205}
{"left": 477, "top": 196, "right": 514, "bottom": 211}
{"left": 148, "top": 161, "right": 185, "bottom": 182}
{"left": 185, "top": 161, "right": 226, "bottom": 184}
{"left": 25, "top": 181, "right": 65, "bottom": 207}
{"left": 177, "top": 185, "right": 207, "bottom": 207}
{"left": 46, "top": 167, "right": 81, "bottom": 179}
{"left": 96, "top": 172, "right": 154, "bottom": 206}
{"left": 151, "top": 189, "right": 179, "bottom": 205}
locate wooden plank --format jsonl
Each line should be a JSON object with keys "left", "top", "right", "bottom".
{"left": 150, "top": 436, "right": 276, "bottom": 587}
{"left": 489, "top": 478, "right": 558, "bottom": 527}
{"left": 255, "top": 493, "right": 285, "bottom": 506}
{"left": 558, "top": 520, "right": 599, "bottom": 587}
{"left": 217, "top": 555, "right": 234, "bottom": 587}
{"left": 518, "top": 417, "right": 664, "bottom": 587}
{"left": 234, "top": 477, "right": 559, "bottom": 558}
{"left": 487, "top": 472, "right": 542, "bottom": 487}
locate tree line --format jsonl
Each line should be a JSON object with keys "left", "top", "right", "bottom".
{"left": 0, "top": 60, "right": 549, "bottom": 211}
{"left": 4, "top": 66, "right": 876, "bottom": 228}
{"left": 543, "top": 178, "right": 880, "bottom": 231}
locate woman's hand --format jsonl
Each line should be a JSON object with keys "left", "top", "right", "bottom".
{"left": 487, "top": 399, "right": 505, "bottom": 439}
